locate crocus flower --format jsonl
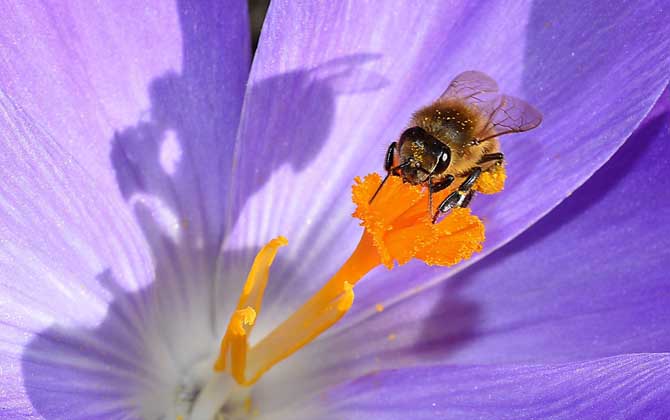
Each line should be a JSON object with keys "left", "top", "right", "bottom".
{"left": 1, "top": 1, "right": 669, "bottom": 419}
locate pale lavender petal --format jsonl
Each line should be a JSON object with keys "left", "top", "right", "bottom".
{"left": 0, "top": 2, "right": 250, "bottom": 417}
{"left": 0, "top": 94, "right": 151, "bottom": 417}
{"left": 0, "top": 1, "right": 249, "bottom": 260}
{"left": 311, "top": 353, "right": 670, "bottom": 420}
{"left": 226, "top": 0, "right": 670, "bottom": 335}
{"left": 290, "top": 88, "right": 670, "bottom": 390}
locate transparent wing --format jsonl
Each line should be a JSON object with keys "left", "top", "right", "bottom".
{"left": 441, "top": 71, "right": 542, "bottom": 141}
{"left": 440, "top": 71, "right": 499, "bottom": 101}
{"left": 476, "top": 94, "right": 543, "bottom": 141}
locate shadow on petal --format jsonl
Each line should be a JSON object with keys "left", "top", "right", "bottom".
{"left": 20, "top": 242, "right": 355, "bottom": 418}
{"left": 15, "top": 1, "right": 386, "bottom": 417}
{"left": 21, "top": 270, "right": 152, "bottom": 419}
{"left": 411, "top": 275, "right": 481, "bottom": 358}
{"left": 109, "top": 53, "right": 387, "bottom": 274}
{"left": 21, "top": 245, "right": 256, "bottom": 419}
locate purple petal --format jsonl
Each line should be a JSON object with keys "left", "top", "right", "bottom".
{"left": 315, "top": 353, "right": 670, "bottom": 420}
{"left": 294, "top": 88, "right": 670, "bottom": 388}
{"left": 227, "top": 0, "right": 670, "bottom": 330}
{"left": 0, "top": 1, "right": 249, "bottom": 255}
{"left": 0, "top": 2, "right": 249, "bottom": 417}
{"left": 0, "top": 94, "right": 152, "bottom": 417}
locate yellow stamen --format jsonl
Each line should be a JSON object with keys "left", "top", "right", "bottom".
{"left": 375, "top": 303, "right": 385, "bottom": 312}
{"left": 214, "top": 236, "right": 287, "bottom": 383}
{"left": 215, "top": 173, "right": 485, "bottom": 386}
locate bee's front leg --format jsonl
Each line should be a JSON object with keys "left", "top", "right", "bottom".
{"left": 384, "top": 142, "right": 398, "bottom": 172}
{"left": 433, "top": 167, "right": 482, "bottom": 223}
{"left": 429, "top": 175, "right": 455, "bottom": 193}
{"left": 428, "top": 174, "right": 455, "bottom": 216}
{"left": 370, "top": 142, "right": 403, "bottom": 204}
{"left": 477, "top": 152, "right": 504, "bottom": 166}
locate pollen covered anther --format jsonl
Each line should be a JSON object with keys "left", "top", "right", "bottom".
{"left": 352, "top": 173, "right": 485, "bottom": 268}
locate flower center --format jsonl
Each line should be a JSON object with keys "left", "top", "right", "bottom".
{"left": 165, "top": 358, "right": 252, "bottom": 419}
{"left": 190, "top": 170, "right": 498, "bottom": 418}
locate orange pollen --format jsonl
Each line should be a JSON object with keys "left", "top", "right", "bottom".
{"left": 214, "top": 172, "right": 487, "bottom": 386}
{"left": 474, "top": 164, "right": 506, "bottom": 195}
{"left": 352, "top": 173, "right": 485, "bottom": 267}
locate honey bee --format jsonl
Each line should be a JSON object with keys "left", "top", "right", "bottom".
{"left": 370, "top": 71, "right": 542, "bottom": 222}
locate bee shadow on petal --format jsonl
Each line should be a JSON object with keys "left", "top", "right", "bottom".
{"left": 109, "top": 50, "right": 387, "bottom": 266}
{"left": 106, "top": 0, "right": 388, "bottom": 396}
{"left": 22, "top": 43, "right": 387, "bottom": 418}
{"left": 106, "top": 50, "right": 389, "bottom": 388}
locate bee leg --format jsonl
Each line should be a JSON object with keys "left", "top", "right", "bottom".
{"left": 384, "top": 142, "right": 398, "bottom": 171}
{"left": 428, "top": 174, "right": 455, "bottom": 214}
{"left": 477, "top": 152, "right": 504, "bottom": 165}
{"left": 433, "top": 167, "right": 482, "bottom": 223}
{"left": 428, "top": 176, "right": 433, "bottom": 214}
{"left": 460, "top": 190, "right": 476, "bottom": 208}
{"left": 429, "top": 174, "right": 455, "bottom": 193}
{"left": 370, "top": 142, "right": 401, "bottom": 204}
{"left": 458, "top": 167, "right": 482, "bottom": 191}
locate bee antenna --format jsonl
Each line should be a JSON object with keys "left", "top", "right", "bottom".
{"left": 369, "top": 161, "right": 410, "bottom": 204}
{"left": 369, "top": 172, "right": 391, "bottom": 204}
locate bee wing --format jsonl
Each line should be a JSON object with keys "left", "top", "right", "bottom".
{"left": 475, "top": 94, "right": 543, "bottom": 141}
{"left": 441, "top": 71, "right": 542, "bottom": 141}
{"left": 440, "top": 71, "right": 499, "bottom": 101}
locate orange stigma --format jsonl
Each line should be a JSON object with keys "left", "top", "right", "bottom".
{"left": 214, "top": 172, "right": 487, "bottom": 386}
{"left": 352, "top": 173, "right": 485, "bottom": 267}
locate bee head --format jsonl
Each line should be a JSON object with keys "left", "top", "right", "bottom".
{"left": 398, "top": 127, "right": 451, "bottom": 184}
